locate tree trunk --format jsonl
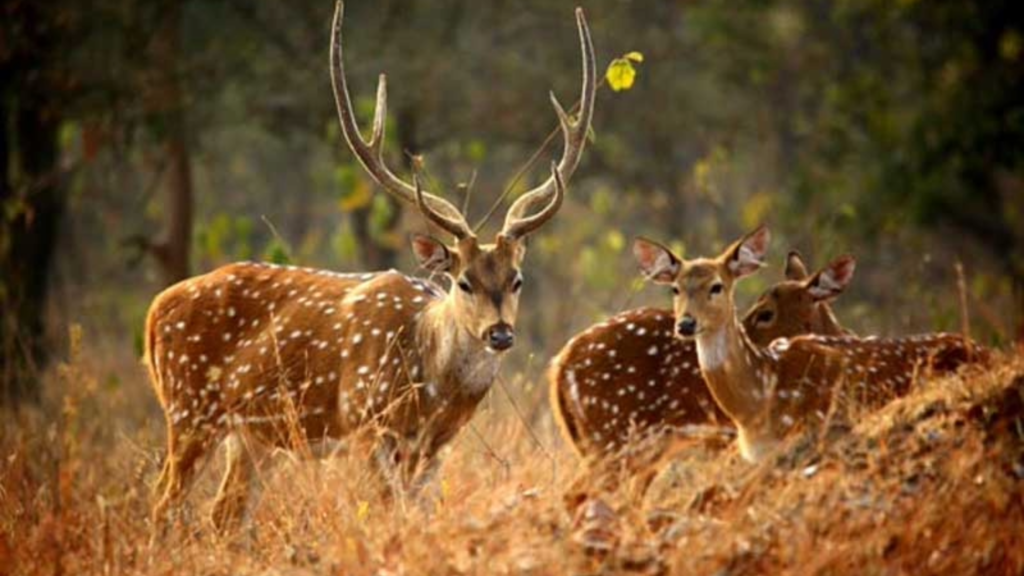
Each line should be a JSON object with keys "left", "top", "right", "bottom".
{"left": 158, "top": 126, "right": 193, "bottom": 285}
{"left": 0, "top": 95, "right": 64, "bottom": 405}
{"left": 146, "top": 0, "right": 193, "bottom": 286}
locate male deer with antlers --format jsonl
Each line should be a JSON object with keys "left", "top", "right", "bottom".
{"left": 632, "top": 227, "right": 987, "bottom": 462}
{"left": 146, "top": 0, "right": 596, "bottom": 533}
{"left": 550, "top": 251, "right": 857, "bottom": 459}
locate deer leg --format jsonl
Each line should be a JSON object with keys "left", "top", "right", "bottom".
{"left": 150, "top": 425, "right": 217, "bottom": 544}
{"left": 211, "top": 432, "right": 262, "bottom": 534}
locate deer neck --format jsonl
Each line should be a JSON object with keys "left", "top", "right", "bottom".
{"left": 695, "top": 313, "right": 773, "bottom": 427}
{"left": 416, "top": 297, "right": 501, "bottom": 399}
{"left": 815, "top": 304, "right": 852, "bottom": 337}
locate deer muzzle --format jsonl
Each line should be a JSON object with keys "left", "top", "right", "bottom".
{"left": 677, "top": 315, "right": 698, "bottom": 338}
{"left": 485, "top": 322, "right": 515, "bottom": 352}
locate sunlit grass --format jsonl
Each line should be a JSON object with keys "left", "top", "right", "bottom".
{"left": 2, "top": 337, "right": 1022, "bottom": 575}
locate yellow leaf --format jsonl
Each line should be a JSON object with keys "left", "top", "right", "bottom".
{"left": 605, "top": 58, "right": 637, "bottom": 92}
{"left": 624, "top": 51, "right": 644, "bottom": 63}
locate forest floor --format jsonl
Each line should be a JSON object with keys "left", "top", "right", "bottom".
{"left": 2, "top": 340, "right": 1023, "bottom": 575}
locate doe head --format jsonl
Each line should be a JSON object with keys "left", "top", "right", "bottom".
{"left": 633, "top": 226, "right": 771, "bottom": 340}
{"left": 742, "top": 251, "right": 857, "bottom": 344}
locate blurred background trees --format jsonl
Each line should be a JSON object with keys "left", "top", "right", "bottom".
{"left": 1, "top": 0, "right": 1022, "bottom": 404}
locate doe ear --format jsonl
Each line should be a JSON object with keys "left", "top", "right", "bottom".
{"left": 633, "top": 237, "right": 681, "bottom": 285}
{"left": 725, "top": 226, "right": 771, "bottom": 278}
{"left": 784, "top": 251, "right": 809, "bottom": 281}
{"left": 411, "top": 234, "right": 457, "bottom": 273}
{"left": 806, "top": 254, "right": 856, "bottom": 302}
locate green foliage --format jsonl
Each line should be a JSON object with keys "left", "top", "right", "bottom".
{"left": 13, "top": 0, "right": 1021, "bottom": 357}
{"left": 262, "top": 237, "right": 292, "bottom": 265}
{"left": 331, "top": 227, "right": 359, "bottom": 263}
{"left": 336, "top": 165, "right": 372, "bottom": 212}
{"left": 465, "top": 140, "right": 487, "bottom": 163}
{"left": 196, "top": 214, "right": 254, "bottom": 263}
{"left": 368, "top": 196, "right": 397, "bottom": 243}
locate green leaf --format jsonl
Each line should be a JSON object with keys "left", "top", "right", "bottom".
{"left": 605, "top": 58, "right": 637, "bottom": 92}
{"left": 263, "top": 237, "right": 292, "bottom": 265}
{"left": 624, "top": 51, "right": 644, "bottom": 63}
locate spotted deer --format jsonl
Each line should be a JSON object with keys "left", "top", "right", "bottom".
{"left": 550, "top": 251, "right": 857, "bottom": 459}
{"left": 633, "top": 226, "right": 987, "bottom": 463}
{"left": 146, "top": 0, "right": 595, "bottom": 533}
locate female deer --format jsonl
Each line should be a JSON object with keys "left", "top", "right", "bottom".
{"left": 550, "top": 251, "right": 857, "bottom": 458}
{"left": 632, "top": 227, "right": 986, "bottom": 462}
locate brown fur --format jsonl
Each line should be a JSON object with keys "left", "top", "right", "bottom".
{"left": 549, "top": 253, "right": 854, "bottom": 459}
{"left": 147, "top": 254, "right": 526, "bottom": 533}
{"left": 638, "top": 227, "right": 988, "bottom": 462}
{"left": 148, "top": 0, "right": 596, "bottom": 536}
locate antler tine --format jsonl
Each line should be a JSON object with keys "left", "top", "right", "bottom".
{"left": 503, "top": 162, "right": 565, "bottom": 240}
{"left": 502, "top": 7, "right": 596, "bottom": 236}
{"left": 330, "top": 0, "right": 471, "bottom": 236}
{"left": 414, "top": 173, "right": 471, "bottom": 240}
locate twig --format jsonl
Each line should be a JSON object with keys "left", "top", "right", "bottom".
{"left": 496, "top": 374, "right": 552, "bottom": 461}
{"left": 955, "top": 260, "right": 974, "bottom": 361}
{"left": 459, "top": 169, "right": 478, "bottom": 215}
{"left": 468, "top": 423, "right": 511, "bottom": 483}
{"left": 260, "top": 215, "right": 294, "bottom": 261}
{"left": 955, "top": 261, "right": 971, "bottom": 340}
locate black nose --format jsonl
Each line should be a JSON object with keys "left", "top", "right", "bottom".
{"left": 486, "top": 323, "right": 515, "bottom": 351}
{"left": 677, "top": 315, "right": 697, "bottom": 337}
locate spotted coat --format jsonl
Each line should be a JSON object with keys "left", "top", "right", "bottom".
{"left": 549, "top": 254, "right": 854, "bottom": 458}
{"left": 697, "top": 325, "right": 989, "bottom": 462}
{"left": 147, "top": 262, "right": 497, "bottom": 467}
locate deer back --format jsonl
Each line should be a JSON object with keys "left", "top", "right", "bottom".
{"left": 550, "top": 308, "right": 725, "bottom": 456}
{"left": 760, "top": 332, "right": 989, "bottom": 435}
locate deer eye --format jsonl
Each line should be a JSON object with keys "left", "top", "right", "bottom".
{"left": 755, "top": 310, "right": 774, "bottom": 324}
{"left": 457, "top": 279, "right": 473, "bottom": 294}
{"left": 511, "top": 274, "right": 523, "bottom": 293}
{"left": 710, "top": 283, "right": 724, "bottom": 296}
{"left": 671, "top": 286, "right": 681, "bottom": 296}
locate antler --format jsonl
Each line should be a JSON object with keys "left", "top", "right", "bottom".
{"left": 503, "top": 162, "right": 565, "bottom": 240}
{"left": 330, "top": 0, "right": 472, "bottom": 239}
{"left": 502, "top": 7, "right": 596, "bottom": 238}
{"left": 414, "top": 173, "right": 471, "bottom": 240}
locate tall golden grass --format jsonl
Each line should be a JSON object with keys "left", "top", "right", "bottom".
{"left": 2, "top": 327, "right": 1022, "bottom": 575}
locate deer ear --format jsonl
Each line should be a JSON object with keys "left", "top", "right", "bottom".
{"left": 411, "top": 234, "right": 457, "bottom": 273}
{"left": 806, "top": 254, "right": 856, "bottom": 302}
{"left": 633, "top": 237, "right": 681, "bottom": 285}
{"left": 726, "top": 226, "right": 770, "bottom": 278}
{"left": 784, "top": 251, "right": 809, "bottom": 281}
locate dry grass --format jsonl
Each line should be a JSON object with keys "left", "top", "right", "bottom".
{"left": 2, "top": 337, "right": 1023, "bottom": 576}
